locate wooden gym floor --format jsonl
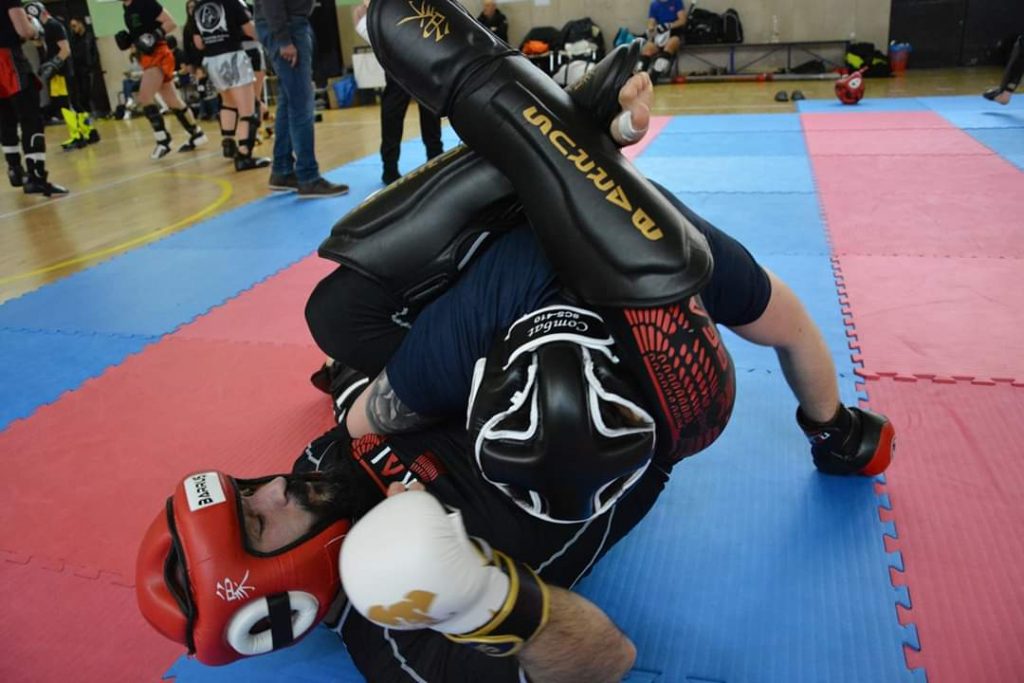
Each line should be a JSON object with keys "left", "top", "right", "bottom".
{"left": 0, "top": 66, "right": 1003, "bottom": 305}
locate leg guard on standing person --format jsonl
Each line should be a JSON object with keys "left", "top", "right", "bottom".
{"left": 220, "top": 105, "right": 238, "bottom": 158}
{"left": 1, "top": 99, "right": 24, "bottom": 187}
{"left": 144, "top": 103, "right": 172, "bottom": 159}
{"left": 367, "top": 0, "right": 710, "bottom": 308}
{"left": 234, "top": 114, "right": 270, "bottom": 171}
{"left": 173, "top": 106, "right": 208, "bottom": 151}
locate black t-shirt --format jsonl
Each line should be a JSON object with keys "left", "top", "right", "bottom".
{"left": 41, "top": 18, "right": 71, "bottom": 74}
{"left": 123, "top": 0, "right": 164, "bottom": 41}
{"left": 0, "top": 0, "right": 24, "bottom": 49}
{"left": 295, "top": 421, "right": 671, "bottom": 681}
{"left": 193, "top": 0, "right": 248, "bottom": 57}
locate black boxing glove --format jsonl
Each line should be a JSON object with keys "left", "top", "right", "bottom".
{"left": 135, "top": 28, "right": 164, "bottom": 55}
{"left": 115, "top": 30, "right": 132, "bottom": 51}
{"left": 797, "top": 404, "right": 895, "bottom": 476}
{"left": 39, "top": 56, "right": 63, "bottom": 82}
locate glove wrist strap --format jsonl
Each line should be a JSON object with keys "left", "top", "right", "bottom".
{"left": 445, "top": 550, "right": 550, "bottom": 657}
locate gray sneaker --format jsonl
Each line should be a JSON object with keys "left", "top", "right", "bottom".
{"left": 268, "top": 173, "right": 299, "bottom": 192}
{"left": 297, "top": 177, "right": 349, "bottom": 198}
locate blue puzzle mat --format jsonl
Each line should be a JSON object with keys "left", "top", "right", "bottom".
{"left": 661, "top": 113, "right": 802, "bottom": 134}
{"left": 675, "top": 192, "right": 830, "bottom": 256}
{"left": 643, "top": 131, "right": 810, "bottom": 157}
{"left": 638, "top": 156, "right": 815, "bottom": 194}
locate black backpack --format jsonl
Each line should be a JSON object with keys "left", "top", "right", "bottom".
{"left": 559, "top": 17, "right": 605, "bottom": 59}
{"left": 722, "top": 9, "right": 743, "bottom": 44}
{"left": 685, "top": 8, "right": 724, "bottom": 45}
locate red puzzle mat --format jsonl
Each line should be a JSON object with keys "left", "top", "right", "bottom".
{"left": 802, "top": 111, "right": 954, "bottom": 131}
{"left": 866, "top": 377, "right": 1024, "bottom": 683}
{"left": 0, "top": 337, "right": 332, "bottom": 584}
{"left": 0, "top": 556, "right": 182, "bottom": 682}
{"left": 837, "top": 255, "right": 1024, "bottom": 381}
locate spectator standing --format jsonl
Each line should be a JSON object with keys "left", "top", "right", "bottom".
{"left": 253, "top": 0, "right": 347, "bottom": 196}
{"left": 477, "top": 0, "right": 508, "bottom": 43}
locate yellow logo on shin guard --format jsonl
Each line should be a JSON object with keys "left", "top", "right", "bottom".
{"left": 522, "top": 106, "right": 663, "bottom": 240}
{"left": 367, "top": 589, "right": 439, "bottom": 627}
{"left": 398, "top": 1, "right": 450, "bottom": 42}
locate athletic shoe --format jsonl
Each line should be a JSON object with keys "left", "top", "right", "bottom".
{"left": 235, "top": 155, "right": 271, "bottom": 172}
{"left": 23, "top": 177, "right": 69, "bottom": 197}
{"left": 268, "top": 173, "right": 299, "bottom": 192}
{"left": 297, "top": 177, "right": 349, "bottom": 198}
{"left": 87, "top": 129, "right": 101, "bottom": 144}
{"left": 151, "top": 143, "right": 172, "bottom": 160}
{"left": 178, "top": 130, "right": 209, "bottom": 152}
{"left": 982, "top": 87, "right": 1012, "bottom": 105}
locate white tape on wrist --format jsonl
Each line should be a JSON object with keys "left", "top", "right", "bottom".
{"left": 615, "top": 110, "right": 647, "bottom": 144}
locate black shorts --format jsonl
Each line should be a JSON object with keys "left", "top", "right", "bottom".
{"left": 245, "top": 45, "right": 265, "bottom": 73}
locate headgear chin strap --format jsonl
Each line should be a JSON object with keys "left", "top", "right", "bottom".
{"left": 468, "top": 305, "right": 656, "bottom": 524}
{"left": 136, "top": 471, "right": 350, "bottom": 666}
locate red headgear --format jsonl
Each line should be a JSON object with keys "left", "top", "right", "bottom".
{"left": 835, "top": 69, "right": 867, "bottom": 105}
{"left": 136, "top": 471, "right": 350, "bottom": 665}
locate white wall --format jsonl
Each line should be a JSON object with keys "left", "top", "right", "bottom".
{"left": 473, "top": 0, "right": 892, "bottom": 52}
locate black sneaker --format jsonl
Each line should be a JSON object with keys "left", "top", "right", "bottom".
{"left": 297, "top": 177, "right": 349, "bottom": 198}
{"left": 24, "top": 177, "right": 69, "bottom": 197}
{"left": 269, "top": 173, "right": 299, "bottom": 192}
{"left": 235, "top": 154, "right": 271, "bottom": 172}
{"left": 178, "top": 130, "right": 209, "bottom": 152}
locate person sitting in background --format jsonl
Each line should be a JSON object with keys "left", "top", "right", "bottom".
{"left": 193, "top": 65, "right": 220, "bottom": 120}
{"left": 477, "top": 0, "right": 508, "bottom": 43}
{"left": 640, "top": 0, "right": 687, "bottom": 82}
{"left": 983, "top": 33, "right": 1022, "bottom": 105}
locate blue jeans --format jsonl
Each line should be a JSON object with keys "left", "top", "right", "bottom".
{"left": 256, "top": 18, "right": 319, "bottom": 183}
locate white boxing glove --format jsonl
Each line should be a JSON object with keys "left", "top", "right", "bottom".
{"left": 341, "top": 490, "right": 549, "bottom": 656}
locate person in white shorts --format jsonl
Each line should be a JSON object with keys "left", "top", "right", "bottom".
{"left": 191, "top": 0, "right": 268, "bottom": 170}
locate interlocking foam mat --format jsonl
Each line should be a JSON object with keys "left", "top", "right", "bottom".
{"left": 4, "top": 96, "right": 1022, "bottom": 681}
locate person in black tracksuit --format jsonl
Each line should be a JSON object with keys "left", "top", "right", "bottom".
{"left": 983, "top": 33, "right": 1023, "bottom": 105}
{"left": 0, "top": 0, "right": 67, "bottom": 195}
{"left": 351, "top": 0, "right": 443, "bottom": 185}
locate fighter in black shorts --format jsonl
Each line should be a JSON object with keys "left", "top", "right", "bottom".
{"left": 135, "top": 5, "right": 894, "bottom": 680}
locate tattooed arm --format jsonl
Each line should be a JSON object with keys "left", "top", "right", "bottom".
{"left": 346, "top": 369, "right": 441, "bottom": 438}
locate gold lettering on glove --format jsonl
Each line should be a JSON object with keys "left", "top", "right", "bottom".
{"left": 398, "top": 1, "right": 450, "bottom": 43}
{"left": 522, "top": 106, "right": 663, "bottom": 240}
{"left": 367, "top": 589, "right": 439, "bottom": 627}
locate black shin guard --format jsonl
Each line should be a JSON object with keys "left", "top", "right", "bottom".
{"left": 173, "top": 107, "right": 198, "bottom": 135}
{"left": 237, "top": 114, "right": 259, "bottom": 156}
{"left": 368, "top": 0, "right": 710, "bottom": 307}
{"left": 1002, "top": 34, "right": 1023, "bottom": 92}
{"left": 144, "top": 104, "right": 170, "bottom": 144}
{"left": 220, "top": 106, "right": 238, "bottom": 157}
